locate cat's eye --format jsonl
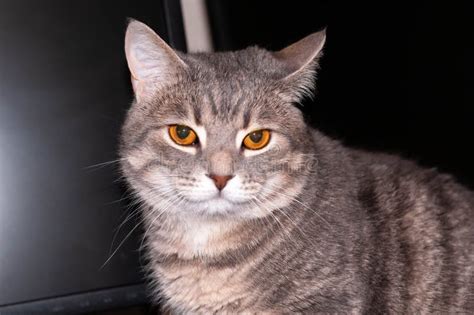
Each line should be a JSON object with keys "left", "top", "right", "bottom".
{"left": 243, "top": 129, "right": 271, "bottom": 150}
{"left": 169, "top": 125, "right": 198, "bottom": 146}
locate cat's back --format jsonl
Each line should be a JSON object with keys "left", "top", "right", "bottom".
{"left": 352, "top": 148, "right": 474, "bottom": 312}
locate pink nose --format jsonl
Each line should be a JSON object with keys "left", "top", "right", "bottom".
{"left": 209, "top": 174, "right": 233, "bottom": 190}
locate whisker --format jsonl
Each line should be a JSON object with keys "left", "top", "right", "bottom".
{"left": 251, "top": 197, "right": 296, "bottom": 283}
{"left": 84, "top": 158, "right": 125, "bottom": 170}
{"left": 104, "top": 186, "right": 176, "bottom": 266}
{"left": 104, "top": 194, "right": 133, "bottom": 206}
{"left": 251, "top": 196, "right": 299, "bottom": 249}
{"left": 259, "top": 192, "right": 310, "bottom": 241}
{"left": 140, "top": 193, "right": 186, "bottom": 250}
{"left": 108, "top": 202, "right": 142, "bottom": 253}
{"left": 100, "top": 213, "right": 144, "bottom": 270}
{"left": 263, "top": 183, "right": 333, "bottom": 230}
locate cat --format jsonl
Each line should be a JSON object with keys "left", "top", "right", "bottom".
{"left": 120, "top": 20, "right": 474, "bottom": 313}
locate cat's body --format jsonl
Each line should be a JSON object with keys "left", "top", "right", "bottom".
{"left": 120, "top": 20, "right": 474, "bottom": 313}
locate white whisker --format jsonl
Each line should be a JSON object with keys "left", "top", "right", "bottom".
{"left": 259, "top": 191, "right": 311, "bottom": 241}
{"left": 251, "top": 196, "right": 298, "bottom": 249}
{"left": 102, "top": 184, "right": 180, "bottom": 267}
{"left": 263, "top": 183, "right": 332, "bottom": 229}
{"left": 140, "top": 193, "right": 186, "bottom": 250}
{"left": 84, "top": 158, "right": 125, "bottom": 170}
{"left": 100, "top": 214, "right": 144, "bottom": 270}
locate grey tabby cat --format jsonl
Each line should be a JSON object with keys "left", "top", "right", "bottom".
{"left": 120, "top": 20, "right": 474, "bottom": 313}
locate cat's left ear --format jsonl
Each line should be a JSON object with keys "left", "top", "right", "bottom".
{"left": 273, "top": 29, "right": 326, "bottom": 101}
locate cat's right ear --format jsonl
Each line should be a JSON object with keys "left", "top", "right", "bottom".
{"left": 125, "top": 19, "right": 187, "bottom": 102}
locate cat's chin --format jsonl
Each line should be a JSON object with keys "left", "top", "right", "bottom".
{"left": 187, "top": 196, "right": 247, "bottom": 217}
{"left": 166, "top": 194, "right": 266, "bottom": 220}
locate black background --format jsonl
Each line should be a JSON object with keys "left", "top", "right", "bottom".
{"left": 207, "top": 0, "right": 474, "bottom": 189}
{"left": 0, "top": 0, "right": 170, "bottom": 307}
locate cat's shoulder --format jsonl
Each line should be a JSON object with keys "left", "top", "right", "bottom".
{"left": 313, "top": 129, "right": 470, "bottom": 192}
{"left": 347, "top": 144, "right": 474, "bottom": 207}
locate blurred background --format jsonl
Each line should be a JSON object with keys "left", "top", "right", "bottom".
{"left": 0, "top": 0, "right": 471, "bottom": 313}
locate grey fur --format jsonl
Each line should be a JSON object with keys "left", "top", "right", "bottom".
{"left": 120, "top": 20, "right": 474, "bottom": 313}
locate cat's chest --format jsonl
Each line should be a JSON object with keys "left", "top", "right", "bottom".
{"left": 157, "top": 262, "right": 256, "bottom": 313}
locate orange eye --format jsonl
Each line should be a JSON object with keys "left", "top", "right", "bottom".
{"left": 169, "top": 125, "right": 198, "bottom": 146}
{"left": 243, "top": 129, "right": 271, "bottom": 150}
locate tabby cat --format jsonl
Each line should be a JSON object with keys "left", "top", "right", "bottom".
{"left": 120, "top": 20, "right": 474, "bottom": 313}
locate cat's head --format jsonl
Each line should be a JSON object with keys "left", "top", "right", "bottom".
{"left": 120, "top": 20, "right": 325, "bottom": 220}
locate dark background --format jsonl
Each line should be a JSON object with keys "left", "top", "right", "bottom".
{"left": 0, "top": 0, "right": 170, "bottom": 309}
{"left": 207, "top": 0, "right": 474, "bottom": 189}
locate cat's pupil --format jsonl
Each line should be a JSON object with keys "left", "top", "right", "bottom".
{"left": 176, "top": 125, "right": 190, "bottom": 139}
{"left": 249, "top": 131, "right": 263, "bottom": 143}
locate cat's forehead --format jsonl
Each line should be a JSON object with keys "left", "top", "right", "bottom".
{"left": 178, "top": 82, "right": 284, "bottom": 135}
{"left": 174, "top": 50, "right": 288, "bottom": 126}
{"left": 182, "top": 47, "right": 283, "bottom": 80}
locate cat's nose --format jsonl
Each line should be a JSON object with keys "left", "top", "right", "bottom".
{"left": 208, "top": 174, "right": 234, "bottom": 191}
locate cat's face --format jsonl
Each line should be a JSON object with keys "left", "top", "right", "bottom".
{"left": 120, "top": 21, "right": 325, "bottom": 220}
